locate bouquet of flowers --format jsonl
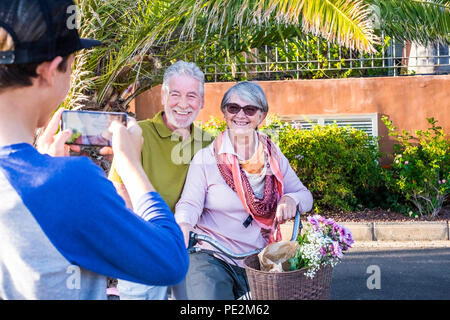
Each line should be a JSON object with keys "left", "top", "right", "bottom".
{"left": 289, "top": 215, "right": 354, "bottom": 278}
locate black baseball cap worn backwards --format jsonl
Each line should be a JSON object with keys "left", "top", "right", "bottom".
{"left": 0, "top": 0, "right": 101, "bottom": 64}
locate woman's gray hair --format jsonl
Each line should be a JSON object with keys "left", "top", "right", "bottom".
{"left": 221, "top": 81, "right": 269, "bottom": 113}
{"left": 162, "top": 60, "right": 205, "bottom": 97}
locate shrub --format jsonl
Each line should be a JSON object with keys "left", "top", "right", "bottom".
{"left": 381, "top": 116, "right": 449, "bottom": 217}
{"left": 196, "top": 116, "right": 227, "bottom": 137}
{"left": 262, "top": 119, "right": 383, "bottom": 212}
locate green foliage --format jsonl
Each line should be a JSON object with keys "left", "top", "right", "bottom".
{"left": 266, "top": 119, "right": 382, "bottom": 212}
{"left": 372, "top": 0, "right": 450, "bottom": 46}
{"left": 273, "top": 35, "right": 393, "bottom": 80}
{"left": 196, "top": 117, "right": 227, "bottom": 137}
{"left": 381, "top": 116, "right": 450, "bottom": 217}
{"left": 185, "top": 35, "right": 393, "bottom": 82}
{"left": 288, "top": 232, "right": 310, "bottom": 270}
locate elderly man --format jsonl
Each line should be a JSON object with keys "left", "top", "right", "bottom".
{"left": 109, "top": 60, "right": 211, "bottom": 300}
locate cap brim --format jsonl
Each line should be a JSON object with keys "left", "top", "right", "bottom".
{"left": 80, "top": 38, "right": 102, "bottom": 49}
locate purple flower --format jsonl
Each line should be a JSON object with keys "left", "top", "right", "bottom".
{"left": 332, "top": 242, "right": 343, "bottom": 258}
{"left": 295, "top": 154, "right": 304, "bottom": 160}
{"left": 306, "top": 215, "right": 354, "bottom": 259}
{"left": 307, "top": 216, "right": 318, "bottom": 225}
{"left": 344, "top": 231, "right": 354, "bottom": 248}
{"left": 332, "top": 224, "right": 339, "bottom": 234}
{"left": 404, "top": 161, "right": 409, "bottom": 165}
{"left": 319, "top": 247, "right": 327, "bottom": 256}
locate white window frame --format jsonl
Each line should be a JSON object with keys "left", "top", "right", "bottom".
{"left": 275, "top": 113, "right": 379, "bottom": 137}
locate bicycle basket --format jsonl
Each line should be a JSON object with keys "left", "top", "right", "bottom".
{"left": 243, "top": 253, "right": 333, "bottom": 300}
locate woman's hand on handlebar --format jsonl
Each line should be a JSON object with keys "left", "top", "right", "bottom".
{"left": 275, "top": 195, "right": 297, "bottom": 224}
{"left": 178, "top": 222, "right": 200, "bottom": 249}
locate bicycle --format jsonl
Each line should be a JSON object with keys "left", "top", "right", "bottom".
{"left": 187, "top": 209, "right": 303, "bottom": 300}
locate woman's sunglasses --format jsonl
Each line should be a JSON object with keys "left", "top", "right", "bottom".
{"left": 224, "top": 103, "right": 261, "bottom": 116}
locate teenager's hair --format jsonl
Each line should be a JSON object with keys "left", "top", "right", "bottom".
{"left": 0, "top": 27, "right": 70, "bottom": 91}
{"left": 221, "top": 81, "right": 269, "bottom": 113}
{"left": 161, "top": 60, "right": 205, "bottom": 97}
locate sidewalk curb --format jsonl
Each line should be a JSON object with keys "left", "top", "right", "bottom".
{"left": 280, "top": 221, "right": 450, "bottom": 242}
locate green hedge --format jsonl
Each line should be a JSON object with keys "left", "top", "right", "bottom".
{"left": 262, "top": 119, "right": 383, "bottom": 212}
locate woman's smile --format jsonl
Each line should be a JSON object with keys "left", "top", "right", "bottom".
{"left": 232, "top": 119, "right": 251, "bottom": 127}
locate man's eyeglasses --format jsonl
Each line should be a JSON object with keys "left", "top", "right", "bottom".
{"left": 224, "top": 103, "right": 262, "bottom": 116}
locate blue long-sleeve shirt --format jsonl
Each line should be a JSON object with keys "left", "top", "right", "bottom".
{"left": 0, "top": 143, "right": 188, "bottom": 299}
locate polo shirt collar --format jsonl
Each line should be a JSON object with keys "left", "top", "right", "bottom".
{"left": 153, "top": 111, "right": 203, "bottom": 141}
{"left": 153, "top": 111, "right": 173, "bottom": 138}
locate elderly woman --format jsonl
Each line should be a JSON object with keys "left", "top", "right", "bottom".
{"left": 175, "top": 81, "right": 313, "bottom": 300}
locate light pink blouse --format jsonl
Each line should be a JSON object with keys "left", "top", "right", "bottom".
{"left": 175, "top": 131, "right": 313, "bottom": 267}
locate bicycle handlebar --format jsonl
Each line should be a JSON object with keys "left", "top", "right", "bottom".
{"left": 188, "top": 209, "right": 303, "bottom": 260}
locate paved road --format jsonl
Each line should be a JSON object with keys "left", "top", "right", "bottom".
{"left": 330, "top": 242, "right": 450, "bottom": 300}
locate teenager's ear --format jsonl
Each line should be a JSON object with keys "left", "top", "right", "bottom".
{"left": 35, "top": 56, "right": 63, "bottom": 87}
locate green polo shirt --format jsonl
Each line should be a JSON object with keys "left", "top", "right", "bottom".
{"left": 109, "top": 111, "right": 212, "bottom": 212}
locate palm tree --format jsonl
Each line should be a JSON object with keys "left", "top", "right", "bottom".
{"left": 65, "top": 0, "right": 449, "bottom": 114}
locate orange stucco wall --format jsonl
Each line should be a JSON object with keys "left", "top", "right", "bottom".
{"left": 134, "top": 75, "right": 449, "bottom": 161}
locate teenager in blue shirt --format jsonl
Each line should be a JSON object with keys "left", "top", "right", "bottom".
{"left": 0, "top": 0, "right": 188, "bottom": 300}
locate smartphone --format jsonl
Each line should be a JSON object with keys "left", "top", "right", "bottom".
{"left": 61, "top": 110, "right": 128, "bottom": 147}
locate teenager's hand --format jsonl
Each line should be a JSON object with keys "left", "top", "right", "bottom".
{"left": 109, "top": 117, "right": 153, "bottom": 206}
{"left": 36, "top": 108, "right": 72, "bottom": 156}
{"left": 109, "top": 117, "right": 143, "bottom": 172}
{"left": 109, "top": 118, "right": 144, "bottom": 163}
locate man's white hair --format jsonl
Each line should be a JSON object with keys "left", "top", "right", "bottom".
{"left": 162, "top": 60, "right": 205, "bottom": 97}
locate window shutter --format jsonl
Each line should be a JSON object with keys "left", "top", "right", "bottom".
{"left": 324, "top": 117, "right": 377, "bottom": 137}
{"left": 278, "top": 113, "right": 378, "bottom": 137}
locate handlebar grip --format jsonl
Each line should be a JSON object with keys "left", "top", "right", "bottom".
{"left": 290, "top": 208, "right": 302, "bottom": 241}
{"left": 188, "top": 231, "right": 198, "bottom": 249}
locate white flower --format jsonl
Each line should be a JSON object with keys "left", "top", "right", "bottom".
{"left": 294, "top": 215, "right": 353, "bottom": 278}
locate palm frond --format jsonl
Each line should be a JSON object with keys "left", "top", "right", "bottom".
{"left": 170, "top": 0, "right": 379, "bottom": 53}
{"left": 296, "top": 0, "right": 379, "bottom": 52}
{"left": 368, "top": 0, "right": 450, "bottom": 45}
{"left": 70, "top": 0, "right": 172, "bottom": 110}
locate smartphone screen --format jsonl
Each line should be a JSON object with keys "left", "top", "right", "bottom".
{"left": 61, "top": 110, "right": 128, "bottom": 147}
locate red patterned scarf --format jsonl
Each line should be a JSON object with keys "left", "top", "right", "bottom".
{"left": 213, "top": 130, "right": 284, "bottom": 243}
